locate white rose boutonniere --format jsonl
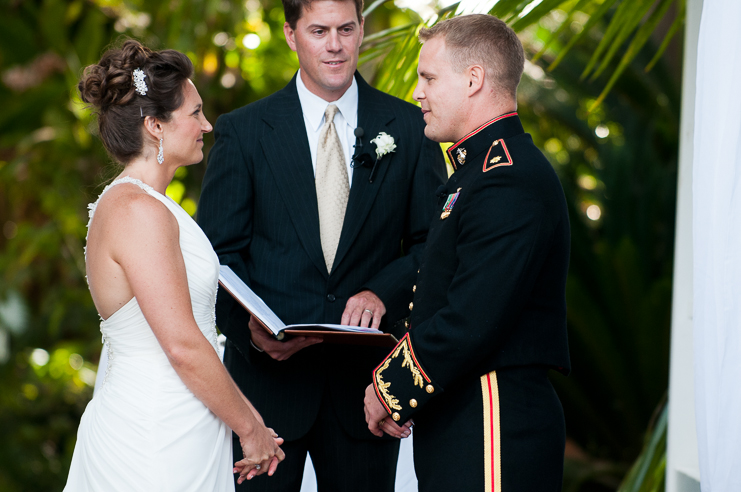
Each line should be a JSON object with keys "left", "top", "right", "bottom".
{"left": 370, "top": 132, "right": 397, "bottom": 160}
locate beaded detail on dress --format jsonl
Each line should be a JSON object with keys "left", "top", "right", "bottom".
{"left": 103, "top": 339, "right": 114, "bottom": 385}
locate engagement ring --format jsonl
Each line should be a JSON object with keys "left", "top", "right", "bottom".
{"left": 255, "top": 464, "right": 261, "bottom": 470}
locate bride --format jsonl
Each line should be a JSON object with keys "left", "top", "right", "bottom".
{"left": 64, "top": 40, "right": 284, "bottom": 491}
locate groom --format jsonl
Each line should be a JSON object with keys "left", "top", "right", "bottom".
{"left": 364, "top": 14, "right": 571, "bottom": 491}
{"left": 197, "top": 0, "right": 446, "bottom": 489}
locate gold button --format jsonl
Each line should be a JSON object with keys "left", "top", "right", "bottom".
{"left": 392, "top": 412, "right": 401, "bottom": 421}
{"left": 409, "top": 399, "right": 418, "bottom": 408}
{"left": 404, "top": 320, "right": 409, "bottom": 328}
{"left": 412, "top": 285, "right": 417, "bottom": 293}
{"left": 426, "top": 384, "right": 434, "bottom": 394}
{"left": 409, "top": 302, "right": 414, "bottom": 311}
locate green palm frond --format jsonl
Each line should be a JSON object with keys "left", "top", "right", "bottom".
{"left": 617, "top": 399, "right": 667, "bottom": 492}
{"left": 510, "top": 0, "right": 573, "bottom": 31}
{"left": 361, "top": 0, "right": 685, "bottom": 110}
{"left": 368, "top": 23, "right": 423, "bottom": 100}
{"left": 538, "top": 0, "right": 619, "bottom": 70}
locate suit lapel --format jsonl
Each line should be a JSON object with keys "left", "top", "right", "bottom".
{"left": 260, "top": 77, "right": 328, "bottom": 278}
{"left": 332, "top": 75, "right": 396, "bottom": 272}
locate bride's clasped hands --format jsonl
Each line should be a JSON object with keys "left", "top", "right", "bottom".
{"left": 233, "top": 412, "right": 285, "bottom": 483}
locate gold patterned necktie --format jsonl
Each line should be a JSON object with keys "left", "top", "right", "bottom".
{"left": 315, "top": 104, "right": 350, "bottom": 273}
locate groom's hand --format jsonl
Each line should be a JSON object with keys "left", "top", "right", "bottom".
{"left": 248, "top": 317, "right": 322, "bottom": 361}
{"left": 364, "top": 384, "right": 412, "bottom": 439}
{"left": 342, "top": 290, "right": 386, "bottom": 329}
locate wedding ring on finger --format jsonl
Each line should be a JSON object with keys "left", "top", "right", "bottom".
{"left": 364, "top": 309, "right": 374, "bottom": 316}
{"left": 254, "top": 464, "right": 261, "bottom": 471}
{"left": 379, "top": 419, "right": 385, "bottom": 426}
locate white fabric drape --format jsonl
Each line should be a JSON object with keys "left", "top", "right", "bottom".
{"left": 693, "top": 0, "right": 741, "bottom": 490}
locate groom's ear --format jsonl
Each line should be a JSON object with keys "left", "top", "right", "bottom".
{"left": 466, "top": 65, "right": 486, "bottom": 96}
{"left": 284, "top": 22, "right": 298, "bottom": 52}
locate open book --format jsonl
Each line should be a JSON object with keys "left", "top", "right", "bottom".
{"left": 218, "top": 265, "right": 399, "bottom": 347}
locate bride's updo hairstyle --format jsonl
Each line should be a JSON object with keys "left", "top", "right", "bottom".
{"left": 78, "top": 40, "right": 193, "bottom": 164}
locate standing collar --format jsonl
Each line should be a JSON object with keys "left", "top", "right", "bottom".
{"left": 296, "top": 69, "right": 359, "bottom": 131}
{"left": 446, "top": 112, "right": 523, "bottom": 171}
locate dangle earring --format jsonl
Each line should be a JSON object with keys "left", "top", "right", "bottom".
{"left": 157, "top": 138, "right": 164, "bottom": 165}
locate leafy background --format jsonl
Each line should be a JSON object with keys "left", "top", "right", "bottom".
{"left": 0, "top": 0, "right": 681, "bottom": 490}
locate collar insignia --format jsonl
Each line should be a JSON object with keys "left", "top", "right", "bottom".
{"left": 456, "top": 148, "right": 466, "bottom": 165}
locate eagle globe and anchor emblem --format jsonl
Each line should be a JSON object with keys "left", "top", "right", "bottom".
{"left": 456, "top": 147, "right": 466, "bottom": 165}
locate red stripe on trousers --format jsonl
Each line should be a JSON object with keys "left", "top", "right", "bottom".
{"left": 487, "top": 373, "right": 496, "bottom": 491}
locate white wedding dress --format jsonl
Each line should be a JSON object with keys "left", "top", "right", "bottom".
{"left": 64, "top": 177, "right": 234, "bottom": 491}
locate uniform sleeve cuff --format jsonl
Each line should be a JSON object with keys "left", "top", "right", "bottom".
{"left": 372, "top": 332, "right": 441, "bottom": 423}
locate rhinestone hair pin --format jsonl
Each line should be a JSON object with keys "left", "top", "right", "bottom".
{"left": 133, "top": 68, "right": 148, "bottom": 96}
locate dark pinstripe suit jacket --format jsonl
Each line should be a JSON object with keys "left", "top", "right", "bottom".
{"left": 197, "top": 73, "right": 446, "bottom": 441}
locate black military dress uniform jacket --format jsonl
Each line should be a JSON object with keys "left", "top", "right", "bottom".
{"left": 372, "top": 113, "right": 571, "bottom": 491}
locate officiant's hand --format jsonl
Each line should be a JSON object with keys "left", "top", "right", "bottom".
{"left": 248, "top": 316, "right": 322, "bottom": 361}
{"left": 234, "top": 427, "right": 285, "bottom": 483}
{"left": 364, "top": 384, "right": 412, "bottom": 439}
{"left": 342, "top": 290, "right": 386, "bottom": 329}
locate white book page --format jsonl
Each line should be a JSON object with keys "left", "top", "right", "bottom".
{"left": 219, "top": 265, "right": 385, "bottom": 337}
{"left": 287, "top": 324, "right": 382, "bottom": 334}
{"left": 218, "top": 265, "right": 285, "bottom": 336}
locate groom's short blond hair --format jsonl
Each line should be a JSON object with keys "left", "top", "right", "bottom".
{"left": 419, "top": 14, "right": 525, "bottom": 99}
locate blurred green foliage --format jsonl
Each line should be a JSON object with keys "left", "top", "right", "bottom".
{"left": 515, "top": 12, "right": 678, "bottom": 490}
{"left": 0, "top": 0, "right": 679, "bottom": 490}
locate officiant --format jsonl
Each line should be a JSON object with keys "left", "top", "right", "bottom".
{"left": 363, "top": 14, "right": 571, "bottom": 491}
{"left": 197, "top": 0, "right": 446, "bottom": 489}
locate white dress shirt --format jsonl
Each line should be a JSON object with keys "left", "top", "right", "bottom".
{"left": 296, "top": 69, "right": 358, "bottom": 186}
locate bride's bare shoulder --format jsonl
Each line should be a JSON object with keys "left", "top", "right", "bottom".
{"left": 94, "top": 183, "right": 176, "bottom": 234}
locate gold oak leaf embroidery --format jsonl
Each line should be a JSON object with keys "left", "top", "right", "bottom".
{"left": 398, "top": 339, "right": 424, "bottom": 389}
{"left": 375, "top": 358, "right": 402, "bottom": 411}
